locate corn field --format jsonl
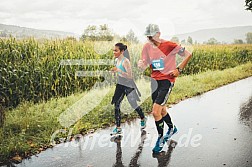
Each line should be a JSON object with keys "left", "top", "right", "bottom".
{"left": 0, "top": 37, "right": 252, "bottom": 109}
{"left": 183, "top": 45, "right": 252, "bottom": 75}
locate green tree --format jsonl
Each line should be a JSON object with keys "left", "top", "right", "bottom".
{"left": 233, "top": 39, "right": 244, "bottom": 44}
{"left": 181, "top": 39, "right": 186, "bottom": 45}
{"left": 66, "top": 36, "right": 77, "bottom": 41}
{"left": 80, "top": 25, "right": 97, "bottom": 41}
{"left": 209, "top": 38, "right": 219, "bottom": 45}
{"left": 98, "top": 24, "right": 113, "bottom": 41}
{"left": 0, "top": 30, "right": 8, "bottom": 37}
{"left": 170, "top": 36, "right": 179, "bottom": 43}
{"left": 187, "top": 36, "right": 193, "bottom": 44}
{"left": 80, "top": 24, "right": 113, "bottom": 41}
{"left": 204, "top": 38, "right": 219, "bottom": 45}
{"left": 245, "top": 0, "right": 252, "bottom": 11}
{"left": 125, "top": 29, "right": 139, "bottom": 43}
{"left": 246, "top": 32, "right": 252, "bottom": 44}
{"left": 120, "top": 37, "right": 128, "bottom": 43}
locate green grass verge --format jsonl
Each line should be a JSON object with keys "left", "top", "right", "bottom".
{"left": 0, "top": 62, "right": 252, "bottom": 163}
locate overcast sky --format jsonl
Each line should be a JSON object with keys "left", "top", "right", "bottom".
{"left": 0, "top": 0, "right": 251, "bottom": 39}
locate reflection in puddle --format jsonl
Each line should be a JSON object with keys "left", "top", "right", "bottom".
{"left": 152, "top": 140, "right": 177, "bottom": 167}
{"left": 128, "top": 130, "right": 146, "bottom": 167}
{"left": 112, "top": 130, "right": 147, "bottom": 167}
{"left": 113, "top": 139, "right": 124, "bottom": 167}
{"left": 239, "top": 96, "right": 252, "bottom": 128}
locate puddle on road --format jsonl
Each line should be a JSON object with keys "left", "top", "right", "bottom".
{"left": 239, "top": 96, "right": 252, "bottom": 128}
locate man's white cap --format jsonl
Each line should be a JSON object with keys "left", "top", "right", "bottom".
{"left": 144, "top": 24, "right": 160, "bottom": 36}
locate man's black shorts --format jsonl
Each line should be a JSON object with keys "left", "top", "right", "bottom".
{"left": 151, "top": 79, "right": 174, "bottom": 106}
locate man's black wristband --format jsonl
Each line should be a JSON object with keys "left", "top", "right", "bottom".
{"left": 176, "top": 67, "right": 183, "bottom": 73}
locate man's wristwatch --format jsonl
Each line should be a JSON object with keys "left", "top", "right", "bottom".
{"left": 176, "top": 67, "right": 183, "bottom": 73}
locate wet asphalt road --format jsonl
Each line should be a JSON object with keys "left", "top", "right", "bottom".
{"left": 14, "top": 77, "right": 252, "bottom": 167}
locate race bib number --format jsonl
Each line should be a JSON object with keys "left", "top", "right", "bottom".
{"left": 151, "top": 58, "right": 164, "bottom": 71}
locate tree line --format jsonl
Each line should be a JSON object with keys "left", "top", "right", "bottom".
{"left": 170, "top": 33, "right": 252, "bottom": 45}
{"left": 79, "top": 24, "right": 139, "bottom": 43}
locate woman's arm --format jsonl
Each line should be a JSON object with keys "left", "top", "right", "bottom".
{"left": 121, "top": 59, "right": 133, "bottom": 79}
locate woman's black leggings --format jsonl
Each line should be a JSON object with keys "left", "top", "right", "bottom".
{"left": 113, "top": 84, "right": 145, "bottom": 127}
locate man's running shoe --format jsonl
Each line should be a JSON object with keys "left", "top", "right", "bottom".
{"left": 164, "top": 125, "right": 178, "bottom": 142}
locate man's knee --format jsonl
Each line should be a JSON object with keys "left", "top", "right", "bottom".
{"left": 161, "top": 106, "right": 167, "bottom": 116}
{"left": 152, "top": 103, "right": 162, "bottom": 116}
